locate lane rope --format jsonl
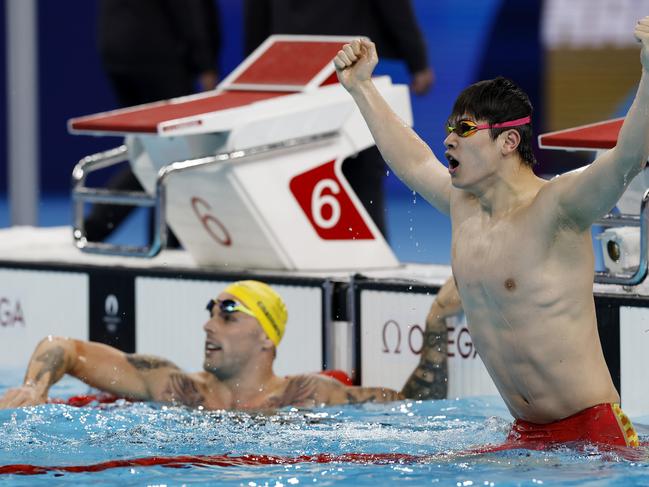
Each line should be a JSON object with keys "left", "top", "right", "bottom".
{"left": 2, "top": 442, "right": 648, "bottom": 475}
{"left": 0, "top": 452, "right": 425, "bottom": 475}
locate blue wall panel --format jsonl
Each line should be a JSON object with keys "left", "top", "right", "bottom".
{"left": 0, "top": 1, "right": 7, "bottom": 192}
{"left": 38, "top": 0, "right": 118, "bottom": 194}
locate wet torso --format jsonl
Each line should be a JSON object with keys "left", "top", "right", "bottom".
{"left": 450, "top": 180, "right": 619, "bottom": 423}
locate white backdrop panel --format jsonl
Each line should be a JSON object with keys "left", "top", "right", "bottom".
{"left": 620, "top": 306, "right": 649, "bottom": 417}
{"left": 0, "top": 268, "right": 88, "bottom": 368}
{"left": 359, "top": 289, "right": 498, "bottom": 397}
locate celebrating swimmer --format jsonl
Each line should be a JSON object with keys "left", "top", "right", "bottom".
{"left": 0, "top": 280, "right": 452, "bottom": 410}
{"left": 332, "top": 18, "right": 649, "bottom": 448}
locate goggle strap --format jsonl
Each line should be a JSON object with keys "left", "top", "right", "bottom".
{"left": 477, "top": 116, "right": 531, "bottom": 130}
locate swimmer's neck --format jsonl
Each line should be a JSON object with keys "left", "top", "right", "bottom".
{"left": 467, "top": 162, "right": 543, "bottom": 217}
{"left": 206, "top": 366, "right": 279, "bottom": 405}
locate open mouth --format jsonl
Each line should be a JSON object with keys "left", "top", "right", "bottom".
{"left": 205, "top": 341, "right": 222, "bottom": 353}
{"left": 446, "top": 153, "right": 460, "bottom": 173}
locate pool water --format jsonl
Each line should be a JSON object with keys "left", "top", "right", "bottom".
{"left": 1, "top": 374, "right": 649, "bottom": 486}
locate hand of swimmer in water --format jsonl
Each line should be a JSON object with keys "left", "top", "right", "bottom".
{"left": 635, "top": 16, "right": 649, "bottom": 70}
{"left": 333, "top": 38, "right": 378, "bottom": 92}
{"left": 0, "top": 383, "right": 47, "bottom": 409}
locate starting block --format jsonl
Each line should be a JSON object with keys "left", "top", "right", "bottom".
{"left": 539, "top": 119, "right": 649, "bottom": 285}
{"left": 69, "top": 36, "right": 412, "bottom": 270}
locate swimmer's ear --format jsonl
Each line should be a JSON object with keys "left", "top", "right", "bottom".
{"left": 260, "top": 334, "right": 275, "bottom": 352}
{"left": 500, "top": 129, "right": 521, "bottom": 156}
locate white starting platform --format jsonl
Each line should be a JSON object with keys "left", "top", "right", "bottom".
{"left": 69, "top": 36, "right": 406, "bottom": 271}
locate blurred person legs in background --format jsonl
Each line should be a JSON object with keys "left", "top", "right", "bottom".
{"left": 85, "top": 0, "right": 221, "bottom": 247}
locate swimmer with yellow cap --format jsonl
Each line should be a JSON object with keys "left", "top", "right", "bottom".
{"left": 0, "top": 279, "right": 403, "bottom": 411}
{"left": 211, "top": 280, "right": 288, "bottom": 346}
{"left": 198, "top": 279, "right": 401, "bottom": 408}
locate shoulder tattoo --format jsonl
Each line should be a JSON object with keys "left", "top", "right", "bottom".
{"left": 263, "top": 375, "right": 320, "bottom": 408}
{"left": 163, "top": 372, "right": 205, "bottom": 407}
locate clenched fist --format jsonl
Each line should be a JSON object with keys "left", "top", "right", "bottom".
{"left": 333, "top": 38, "right": 378, "bottom": 92}
{"left": 635, "top": 16, "right": 649, "bottom": 70}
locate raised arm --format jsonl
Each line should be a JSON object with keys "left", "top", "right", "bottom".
{"left": 334, "top": 39, "right": 452, "bottom": 214}
{"left": 401, "top": 276, "right": 461, "bottom": 400}
{"left": 0, "top": 337, "right": 181, "bottom": 409}
{"left": 550, "top": 17, "right": 649, "bottom": 230}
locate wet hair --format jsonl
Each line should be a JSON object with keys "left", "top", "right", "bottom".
{"left": 449, "top": 77, "right": 536, "bottom": 167}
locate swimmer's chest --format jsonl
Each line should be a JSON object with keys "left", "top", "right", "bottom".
{"left": 451, "top": 211, "right": 550, "bottom": 295}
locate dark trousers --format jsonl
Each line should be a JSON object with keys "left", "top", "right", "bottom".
{"left": 342, "top": 146, "right": 388, "bottom": 239}
{"left": 84, "top": 66, "right": 194, "bottom": 245}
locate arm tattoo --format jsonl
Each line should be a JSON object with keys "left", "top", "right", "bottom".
{"left": 346, "top": 390, "right": 375, "bottom": 404}
{"left": 345, "top": 387, "right": 401, "bottom": 404}
{"left": 401, "top": 329, "right": 448, "bottom": 400}
{"left": 33, "top": 346, "right": 66, "bottom": 387}
{"left": 263, "top": 375, "right": 319, "bottom": 408}
{"left": 163, "top": 373, "right": 204, "bottom": 407}
{"left": 126, "top": 355, "right": 179, "bottom": 371}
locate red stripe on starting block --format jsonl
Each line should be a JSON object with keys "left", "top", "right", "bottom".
{"left": 538, "top": 118, "right": 623, "bottom": 150}
{"left": 70, "top": 91, "right": 288, "bottom": 134}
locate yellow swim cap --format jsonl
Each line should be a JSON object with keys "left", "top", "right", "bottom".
{"left": 222, "top": 280, "right": 288, "bottom": 346}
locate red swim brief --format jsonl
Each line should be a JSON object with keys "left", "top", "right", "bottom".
{"left": 503, "top": 403, "right": 639, "bottom": 449}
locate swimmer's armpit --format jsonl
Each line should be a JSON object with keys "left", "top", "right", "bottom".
{"left": 126, "top": 355, "right": 180, "bottom": 371}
